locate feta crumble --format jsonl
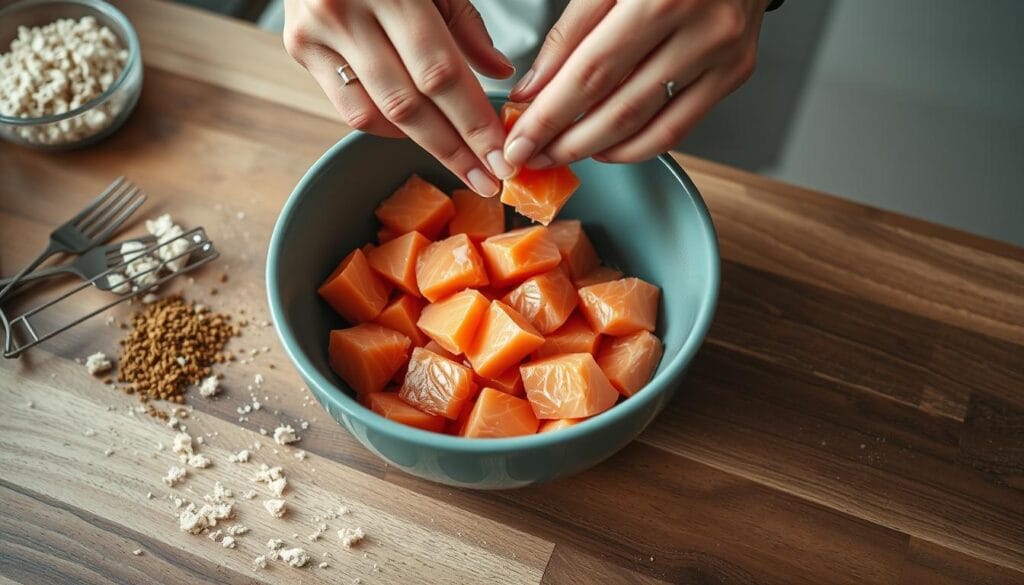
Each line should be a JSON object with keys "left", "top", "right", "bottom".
{"left": 84, "top": 352, "right": 112, "bottom": 375}
{"left": 273, "top": 425, "right": 299, "bottom": 445}
{"left": 338, "top": 527, "right": 365, "bottom": 549}
{"left": 264, "top": 499, "right": 287, "bottom": 518}
{"left": 198, "top": 375, "right": 220, "bottom": 397}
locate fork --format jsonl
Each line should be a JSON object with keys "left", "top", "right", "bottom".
{"left": 0, "top": 177, "right": 146, "bottom": 301}
{"left": 0, "top": 235, "right": 157, "bottom": 292}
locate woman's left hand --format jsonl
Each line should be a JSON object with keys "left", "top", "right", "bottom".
{"left": 504, "top": 0, "right": 770, "bottom": 167}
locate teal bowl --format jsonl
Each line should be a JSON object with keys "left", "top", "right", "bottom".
{"left": 267, "top": 96, "right": 720, "bottom": 489}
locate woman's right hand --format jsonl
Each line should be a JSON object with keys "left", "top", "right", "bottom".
{"left": 283, "top": 0, "right": 516, "bottom": 196}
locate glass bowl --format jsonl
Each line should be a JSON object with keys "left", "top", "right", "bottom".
{"left": 0, "top": 0, "right": 142, "bottom": 149}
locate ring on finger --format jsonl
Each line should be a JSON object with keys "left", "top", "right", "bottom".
{"left": 663, "top": 80, "right": 677, "bottom": 100}
{"left": 337, "top": 63, "right": 359, "bottom": 85}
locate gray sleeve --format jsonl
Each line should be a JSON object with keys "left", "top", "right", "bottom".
{"left": 473, "top": 0, "right": 568, "bottom": 92}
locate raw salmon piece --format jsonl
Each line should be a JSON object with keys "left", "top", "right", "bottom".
{"left": 466, "top": 301, "right": 546, "bottom": 379}
{"left": 481, "top": 226, "right": 562, "bottom": 287}
{"left": 574, "top": 266, "right": 624, "bottom": 288}
{"left": 478, "top": 286, "right": 513, "bottom": 301}
{"left": 367, "top": 230, "right": 431, "bottom": 296}
{"left": 378, "top": 227, "right": 399, "bottom": 243}
{"left": 500, "top": 166, "right": 581, "bottom": 226}
{"left": 533, "top": 313, "right": 601, "bottom": 359}
{"left": 329, "top": 324, "right": 411, "bottom": 395}
{"left": 502, "top": 266, "right": 578, "bottom": 334}
{"left": 448, "top": 189, "right": 505, "bottom": 241}
{"left": 461, "top": 387, "right": 539, "bottom": 438}
{"left": 368, "top": 392, "right": 445, "bottom": 433}
{"left": 417, "top": 289, "right": 489, "bottom": 355}
{"left": 578, "top": 277, "right": 660, "bottom": 335}
{"left": 375, "top": 174, "right": 456, "bottom": 239}
{"left": 596, "top": 330, "right": 664, "bottom": 397}
{"left": 547, "top": 220, "right": 600, "bottom": 280}
{"left": 423, "top": 340, "right": 459, "bottom": 361}
{"left": 400, "top": 347, "right": 477, "bottom": 419}
{"left": 485, "top": 365, "right": 525, "bottom": 397}
{"left": 374, "top": 294, "right": 429, "bottom": 347}
{"left": 318, "top": 248, "right": 391, "bottom": 323}
{"left": 445, "top": 398, "right": 476, "bottom": 435}
{"left": 415, "top": 233, "right": 490, "bottom": 302}
{"left": 538, "top": 418, "right": 586, "bottom": 433}
{"left": 520, "top": 353, "right": 619, "bottom": 419}
{"left": 499, "top": 103, "right": 581, "bottom": 226}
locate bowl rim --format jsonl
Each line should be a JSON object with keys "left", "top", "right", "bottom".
{"left": 266, "top": 101, "right": 720, "bottom": 453}
{"left": 0, "top": 0, "right": 141, "bottom": 126}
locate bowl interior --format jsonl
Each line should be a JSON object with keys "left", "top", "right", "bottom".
{"left": 270, "top": 104, "right": 719, "bottom": 445}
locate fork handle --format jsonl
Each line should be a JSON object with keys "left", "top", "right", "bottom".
{"left": 0, "top": 262, "right": 74, "bottom": 287}
{"left": 0, "top": 242, "right": 60, "bottom": 302}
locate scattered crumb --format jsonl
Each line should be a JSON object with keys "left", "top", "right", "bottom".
{"left": 273, "top": 425, "right": 298, "bottom": 445}
{"left": 85, "top": 352, "right": 113, "bottom": 375}
{"left": 228, "top": 449, "right": 251, "bottom": 463}
{"left": 267, "top": 538, "right": 284, "bottom": 551}
{"left": 253, "top": 554, "right": 268, "bottom": 569}
{"left": 264, "top": 499, "right": 287, "bottom": 518}
{"left": 198, "top": 375, "right": 220, "bottom": 398}
{"left": 318, "top": 562, "right": 329, "bottom": 569}
{"left": 172, "top": 432, "right": 194, "bottom": 459}
{"left": 269, "top": 477, "right": 288, "bottom": 497}
{"left": 252, "top": 464, "right": 284, "bottom": 483}
{"left": 239, "top": 489, "right": 256, "bottom": 500}
{"left": 280, "top": 547, "right": 309, "bottom": 568}
{"left": 132, "top": 549, "right": 143, "bottom": 556}
{"left": 84, "top": 428, "right": 97, "bottom": 437}
{"left": 226, "top": 524, "right": 249, "bottom": 536}
{"left": 142, "top": 293, "right": 159, "bottom": 304}
{"left": 146, "top": 492, "right": 153, "bottom": 500}
{"left": 187, "top": 454, "right": 212, "bottom": 469}
{"left": 222, "top": 536, "right": 236, "bottom": 549}
{"left": 254, "top": 373, "right": 264, "bottom": 385}
{"left": 103, "top": 447, "right": 114, "bottom": 457}
{"left": 337, "top": 527, "right": 365, "bottom": 549}
{"left": 294, "top": 450, "right": 307, "bottom": 461}
{"left": 163, "top": 466, "right": 186, "bottom": 486}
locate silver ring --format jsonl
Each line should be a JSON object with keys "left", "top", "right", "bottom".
{"left": 664, "top": 80, "right": 677, "bottom": 100}
{"left": 337, "top": 63, "right": 359, "bottom": 85}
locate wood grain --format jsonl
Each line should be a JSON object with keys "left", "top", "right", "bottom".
{"left": 2, "top": 1, "right": 1023, "bottom": 583}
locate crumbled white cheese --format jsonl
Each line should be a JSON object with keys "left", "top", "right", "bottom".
{"left": 156, "top": 223, "right": 190, "bottom": 273}
{"left": 264, "top": 499, "right": 287, "bottom": 518}
{"left": 267, "top": 538, "right": 284, "bottom": 551}
{"left": 83, "top": 428, "right": 97, "bottom": 437}
{"left": 106, "top": 272, "right": 130, "bottom": 294}
{"left": 226, "top": 524, "right": 249, "bottom": 536}
{"left": 141, "top": 293, "right": 159, "bottom": 304}
{"left": 121, "top": 241, "right": 161, "bottom": 289}
{"left": 273, "top": 425, "right": 298, "bottom": 445}
{"left": 268, "top": 477, "right": 287, "bottom": 497}
{"left": 309, "top": 523, "right": 328, "bottom": 542}
{"left": 228, "top": 449, "right": 250, "bottom": 463}
{"left": 252, "top": 464, "right": 284, "bottom": 483}
{"left": 239, "top": 489, "right": 256, "bottom": 500}
{"left": 186, "top": 454, "right": 212, "bottom": 469}
{"left": 211, "top": 482, "right": 232, "bottom": 502}
{"left": 280, "top": 547, "right": 309, "bottom": 568}
{"left": 84, "top": 352, "right": 112, "bottom": 375}
{"left": 337, "top": 527, "right": 365, "bottom": 549}
{"left": 318, "top": 562, "right": 329, "bottom": 569}
{"left": 222, "top": 536, "right": 236, "bottom": 549}
{"left": 163, "top": 466, "right": 186, "bottom": 486}
{"left": 198, "top": 375, "right": 220, "bottom": 397}
{"left": 177, "top": 501, "right": 233, "bottom": 535}
{"left": 253, "top": 554, "right": 268, "bottom": 569}
{"left": 132, "top": 549, "right": 143, "bottom": 556}
{"left": 294, "top": 450, "right": 307, "bottom": 461}
{"left": 254, "top": 373, "right": 264, "bottom": 385}
{"left": 171, "top": 432, "right": 194, "bottom": 459}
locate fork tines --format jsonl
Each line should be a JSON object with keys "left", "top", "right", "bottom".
{"left": 74, "top": 177, "right": 147, "bottom": 242}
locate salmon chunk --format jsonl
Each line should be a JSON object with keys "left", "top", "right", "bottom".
{"left": 448, "top": 189, "right": 505, "bottom": 241}
{"left": 375, "top": 174, "right": 455, "bottom": 239}
{"left": 503, "top": 267, "right": 578, "bottom": 334}
{"left": 481, "top": 226, "right": 562, "bottom": 288}
{"left": 461, "top": 387, "right": 539, "bottom": 438}
{"left": 367, "top": 230, "right": 431, "bottom": 296}
{"left": 574, "top": 266, "right": 624, "bottom": 288}
{"left": 417, "top": 289, "right": 490, "bottom": 355}
{"left": 374, "top": 294, "right": 428, "bottom": 347}
{"left": 368, "top": 392, "right": 445, "bottom": 432}
{"left": 520, "top": 353, "right": 619, "bottom": 419}
{"left": 577, "top": 277, "right": 660, "bottom": 335}
{"left": 538, "top": 418, "right": 587, "bottom": 433}
{"left": 533, "top": 313, "right": 601, "bottom": 359}
{"left": 547, "top": 220, "right": 601, "bottom": 281}
{"left": 400, "top": 347, "right": 477, "bottom": 419}
{"left": 466, "top": 301, "right": 546, "bottom": 379}
{"left": 318, "top": 248, "right": 391, "bottom": 323}
{"left": 597, "top": 330, "right": 664, "bottom": 397}
{"left": 484, "top": 365, "right": 525, "bottom": 397}
{"left": 329, "top": 324, "right": 411, "bottom": 395}
{"left": 415, "top": 233, "right": 490, "bottom": 302}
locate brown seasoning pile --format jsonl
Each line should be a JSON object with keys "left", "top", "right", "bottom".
{"left": 118, "top": 295, "right": 237, "bottom": 403}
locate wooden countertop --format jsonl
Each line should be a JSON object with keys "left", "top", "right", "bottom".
{"left": 2, "top": 1, "right": 1023, "bottom": 583}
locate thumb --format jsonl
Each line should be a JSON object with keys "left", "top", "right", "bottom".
{"left": 442, "top": 0, "right": 516, "bottom": 79}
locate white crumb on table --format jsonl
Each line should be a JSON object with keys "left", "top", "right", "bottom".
{"left": 186, "top": 454, "right": 212, "bottom": 469}
{"left": 163, "top": 466, "right": 186, "bottom": 486}
{"left": 268, "top": 477, "right": 287, "bottom": 497}
{"left": 337, "top": 527, "right": 365, "bottom": 549}
{"left": 228, "top": 449, "right": 250, "bottom": 463}
{"left": 132, "top": 549, "right": 143, "bottom": 556}
{"left": 280, "top": 547, "right": 309, "bottom": 568}
{"left": 263, "top": 499, "right": 287, "bottom": 518}
{"left": 273, "top": 425, "right": 298, "bottom": 445}
{"left": 253, "top": 554, "right": 268, "bottom": 569}
{"left": 222, "top": 536, "right": 236, "bottom": 549}
{"left": 84, "top": 352, "right": 112, "bottom": 375}
{"left": 198, "top": 375, "right": 220, "bottom": 397}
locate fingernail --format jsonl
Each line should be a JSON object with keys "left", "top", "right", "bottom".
{"left": 496, "top": 51, "right": 515, "bottom": 71}
{"left": 510, "top": 69, "right": 535, "bottom": 96}
{"left": 504, "top": 136, "right": 537, "bottom": 168}
{"left": 593, "top": 154, "right": 610, "bottom": 163}
{"left": 526, "top": 153, "right": 554, "bottom": 169}
{"left": 467, "top": 168, "right": 500, "bottom": 197}
{"left": 487, "top": 150, "right": 514, "bottom": 180}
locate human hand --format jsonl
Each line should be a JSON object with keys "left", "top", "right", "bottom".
{"left": 504, "top": 0, "right": 769, "bottom": 167}
{"left": 284, "top": 0, "right": 516, "bottom": 196}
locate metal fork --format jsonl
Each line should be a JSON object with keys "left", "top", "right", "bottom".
{"left": 0, "top": 177, "right": 146, "bottom": 301}
{"left": 0, "top": 236, "right": 157, "bottom": 292}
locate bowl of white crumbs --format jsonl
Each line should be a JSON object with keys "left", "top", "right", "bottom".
{"left": 0, "top": 0, "right": 142, "bottom": 149}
